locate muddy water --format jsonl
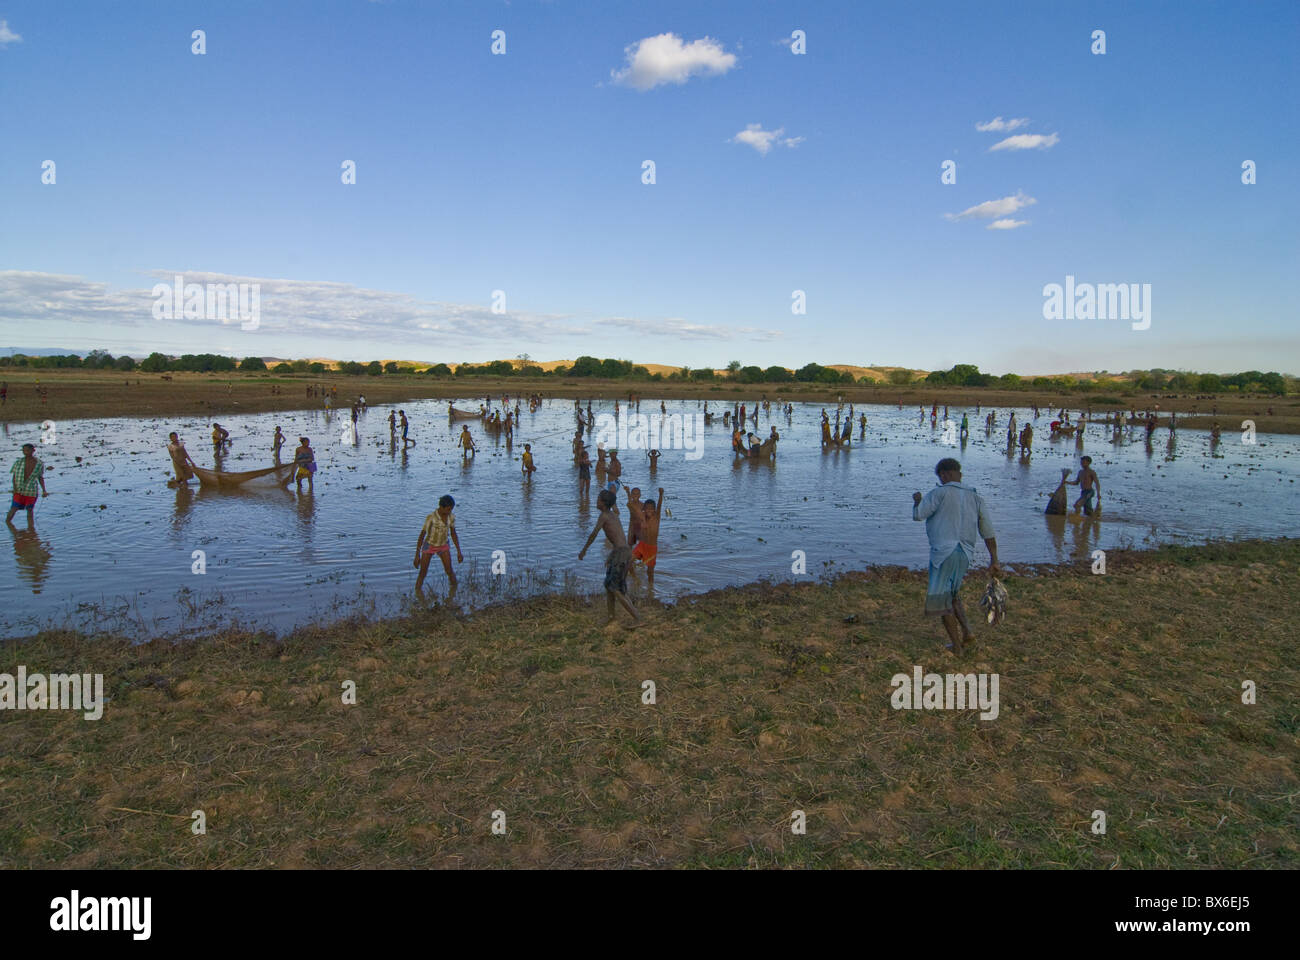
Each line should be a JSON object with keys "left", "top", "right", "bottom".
{"left": 3, "top": 398, "right": 1296, "bottom": 638}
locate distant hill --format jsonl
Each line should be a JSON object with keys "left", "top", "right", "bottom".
{"left": 2, "top": 347, "right": 82, "bottom": 357}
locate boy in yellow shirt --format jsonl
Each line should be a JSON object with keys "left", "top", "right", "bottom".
{"left": 414, "top": 494, "right": 464, "bottom": 593}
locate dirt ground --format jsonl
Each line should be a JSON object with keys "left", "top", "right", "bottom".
{"left": 2, "top": 369, "right": 1295, "bottom": 433}
{"left": 2, "top": 539, "right": 1296, "bottom": 869}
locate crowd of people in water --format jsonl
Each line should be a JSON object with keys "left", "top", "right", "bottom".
{"left": 9, "top": 385, "right": 1229, "bottom": 648}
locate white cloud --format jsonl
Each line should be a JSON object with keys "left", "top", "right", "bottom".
{"left": 731, "top": 123, "right": 803, "bottom": 155}
{"left": 611, "top": 33, "right": 737, "bottom": 91}
{"left": 976, "top": 116, "right": 1028, "bottom": 132}
{"left": 0, "top": 20, "right": 22, "bottom": 46}
{"left": 989, "top": 132, "right": 1059, "bottom": 152}
{"left": 0, "top": 270, "right": 784, "bottom": 349}
{"left": 987, "top": 219, "right": 1028, "bottom": 230}
{"left": 596, "top": 316, "right": 781, "bottom": 341}
{"left": 0, "top": 270, "right": 584, "bottom": 344}
{"left": 946, "top": 191, "right": 1037, "bottom": 221}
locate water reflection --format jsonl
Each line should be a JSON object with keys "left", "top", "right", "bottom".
{"left": 4, "top": 398, "right": 1299, "bottom": 638}
{"left": 7, "top": 523, "right": 52, "bottom": 593}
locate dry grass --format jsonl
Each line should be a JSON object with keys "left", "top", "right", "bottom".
{"left": 1, "top": 539, "right": 1297, "bottom": 869}
{"left": 4, "top": 369, "right": 1296, "bottom": 434}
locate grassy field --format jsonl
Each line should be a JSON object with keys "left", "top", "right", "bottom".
{"left": 2, "top": 539, "right": 1296, "bottom": 869}
{"left": 3, "top": 368, "right": 1297, "bottom": 433}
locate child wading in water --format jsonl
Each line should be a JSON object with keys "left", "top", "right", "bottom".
{"left": 414, "top": 494, "right": 464, "bottom": 594}
{"left": 633, "top": 487, "right": 665, "bottom": 588}
{"left": 579, "top": 488, "right": 639, "bottom": 627}
{"left": 577, "top": 446, "right": 592, "bottom": 497}
{"left": 521, "top": 444, "right": 536, "bottom": 479}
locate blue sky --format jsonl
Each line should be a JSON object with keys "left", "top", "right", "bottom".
{"left": 1, "top": 0, "right": 1296, "bottom": 374}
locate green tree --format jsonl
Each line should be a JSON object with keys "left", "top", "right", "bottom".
{"left": 140, "top": 352, "right": 170, "bottom": 373}
{"left": 570, "top": 356, "right": 603, "bottom": 377}
{"left": 600, "top": 358, "right": 630, "bottom": 379}
{"left": 384, "top": 361, "right": 400, "bottom": 374}
{"left": 240, "top": 356, "right": 267, "bottom": 371}
{"left": 366, "top": 361, "right": 382, "bottom": 376}
{"left": 887, "top": 369, "right": 914, "bottom": 385}
{"left": 948, "top": 364, "right": 981, "bottom": 386}
{"left": 309, "top": 362, "right": 326, "bottom": 374}
{"left": 273, "top": 362, "right": 293, "bottom": 373}
{"left": 764, "top": 365, "right": 792, "bottom": 383}
{"left": 738, "top": 365, "right": 765, "bottom": 383}
{"left": 113, "top": 354, "right": 136, "bottom": 371}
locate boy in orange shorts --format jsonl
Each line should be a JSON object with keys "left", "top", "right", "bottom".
{"left": 632, "top": 487, "right": 665, "bottom": 587}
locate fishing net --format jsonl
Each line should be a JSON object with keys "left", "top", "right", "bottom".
{"left": 192, "top": 464, "right": 295, "bottom": 488}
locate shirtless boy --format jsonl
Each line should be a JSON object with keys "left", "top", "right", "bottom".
{"left": 1067, "top": 455, "right": 1101, "bottom": 514}
{"left": 579, "top": 489, "right": 639, "bottom": 626}
{"left": 167, "top": 431, "right": 197, "bottom": 482}
{"left": 632, "top": 487, "right": 665, "bottom": 588}
{"left": 625, "top": 486, "right": 643, "bottom": 545}
{"left": 606, "top": 450, "right": 623, "bottom": 492}
{"left": 577, "top": 446, "right": 592, "bottom": 497}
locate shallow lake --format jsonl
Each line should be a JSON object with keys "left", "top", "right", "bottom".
{"left": 3, "top": 396, "right": 1296, "bottom": 638}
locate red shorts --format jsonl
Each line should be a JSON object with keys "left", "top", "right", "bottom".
{"left": 421, "top": 543, "right": 450, "bottom": 558}
{"left": 11, "top": 494, "right": 37, "bottom": 509}
{"left": 632, "top": 541, "right": 657, "bottom": 569}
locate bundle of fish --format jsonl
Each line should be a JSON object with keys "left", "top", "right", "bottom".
{"left": 979, "top": 577, "right": 1009, "bottom": 625}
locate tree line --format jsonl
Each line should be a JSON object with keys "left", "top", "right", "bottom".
{"left": 1, "top": 351, "right": 1289, "bottom": 395}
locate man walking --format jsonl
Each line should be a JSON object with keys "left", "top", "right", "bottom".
{"left": 912, "top": 458, "right": 1000, "bottom": 656}
{"left": 8, "top": 443, "right": 49, "bottom": 526}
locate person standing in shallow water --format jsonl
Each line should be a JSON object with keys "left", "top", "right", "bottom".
{"left": 1067, "top": 455, "right": 1101, "bottom": 515}
{"left": 912, "top": 458, "right": 1000, "bottom": 656}
{"left": 293, "top": 437, "right": 315, "bottom": 492}
{"left": 167, "top": 431, "right": 197, "bottom": 482}
{"left": 8, "top": 443, "right": 49, "bottom": 526}
{"left": 579, "top": 488, "right": 639, "bottom": 628}
{"left": 414, "top": 494, "right": 463, "bottom": 595}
